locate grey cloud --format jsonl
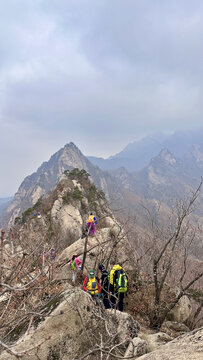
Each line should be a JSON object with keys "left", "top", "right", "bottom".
{"left": 1, "top": 0, "right": 203, "bottom": 195}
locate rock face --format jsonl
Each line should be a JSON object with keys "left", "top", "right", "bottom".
{"left": 51, "top": 200, "right": 83, "bottom": 242}
{"left": 168, "top": 293, "right": 191, "bottom": 323}
{"left": 0, "top": 288, "right": 140, "bottom": 360}
{"left": 137, "top": 327, "right": 203, "bottom": 360}
{"left": 9, "top": 170, "right": 126, "bottom": 253}
{"left": 57, "top": 219, "right": 132, "bottom": 281}
{"left": 163, "top": 321, "right": 190, "bottom": 335}
{"left": 140, "top": 332, "right": 172, "bottom": 352}
{"left": 4, "top": 142, "right": 116, "bottom": 227}
{"left": 124, "top": 337, "right": 148, "bottom": 358}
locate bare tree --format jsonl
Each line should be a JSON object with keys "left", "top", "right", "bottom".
{"left": 135, "top": 180, "right": 203, "bottom": 329}
{"left": 0, "top": 227, "right": 63, "bottom": 357}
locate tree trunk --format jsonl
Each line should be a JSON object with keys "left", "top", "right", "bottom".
{"left": 81, "top": 235, "right": 88, "bottom": 274}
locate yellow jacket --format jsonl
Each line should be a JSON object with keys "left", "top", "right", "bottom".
{"left": 88, "top": 215, "right": 95, "bottom": 223}
{"left": 110, "top": 265, "right": 122, "bottom": 286}
{"left": 83, "top": 276, "right": 99, "bottom": 295}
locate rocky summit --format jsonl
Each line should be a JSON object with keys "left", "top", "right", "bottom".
{"left": 3, "top": 142, "right": 118, "bottom": 227}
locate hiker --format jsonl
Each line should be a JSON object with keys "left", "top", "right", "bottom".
{"left": 68, "top": 254, "right": 82, "bottom": 285}
{"left": 49, "top": 248, "right": 56, "bottom": 261}
{"left": 87, "top": 213, "right": 97, "bottom": 235}
{"left": 83, "top": 269, "right": 101, "bottom": 296}
{"left": 109, "top": 262, "right": 128, "bottom": 312}
{"left": 98, "top": 264, "right": 111, "bottom": 309}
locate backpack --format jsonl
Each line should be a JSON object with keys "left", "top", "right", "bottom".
{"left": 88, "top": 215, "right": 95, "bottom": 223}
{"left": 86, "top": 276, "right": 99, "bottom": 294}
{"left": 116, "top": 269, "right": 128, "bottom": 293}
{"left": 71, "top": 259, "right": 76, "bottom": 270}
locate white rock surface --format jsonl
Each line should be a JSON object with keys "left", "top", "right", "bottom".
{"left": 124, "top": 337, "right": 148, "bottom": 359}
{"left": 168, "top": 294, "right": 191, "bottom": 323}
{"left": 140, "top": 331, "right": 172, "bottom": 352}
{"left": 0, "top": 288, "right": 140, "bottom": 360}
{"left": 137, "top": 327, "right": 203, "bottom": 360}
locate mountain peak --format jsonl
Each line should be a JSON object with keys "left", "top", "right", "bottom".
{"left": 64, "top": 141, "right": 77, "bottom": 148}
{"left": 158, "top": 148, "right": 176, "bottom": 165}
{"left": 63, "top": 142, "right": 81, "bottom": 153}
{"left": 4, "top": 142, "right": 114, "bottom": 226}
{"left": 190, "top": 143, "right": 203, "bottom": 163}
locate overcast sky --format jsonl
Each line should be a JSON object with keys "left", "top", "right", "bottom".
{"left": 0, "top": 0, "right": 203, "bottom": 196}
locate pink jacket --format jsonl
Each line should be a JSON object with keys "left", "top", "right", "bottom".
{"left": 68, "top": 257, "right": 82, "bottom": 269}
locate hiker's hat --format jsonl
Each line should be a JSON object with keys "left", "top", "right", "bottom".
{"left": 89, "top": 269, "right": 94, "bottom": 276}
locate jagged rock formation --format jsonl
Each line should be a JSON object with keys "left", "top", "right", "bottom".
{"left": 109, "top": 146, "right": 203, "bottom": 213}
{"left": 4, "top": 142, "right": 118, "bottom": 227}
{"left": 130, "top": 148, "right": 200, "bottom": 202}
{"left": 10, "top": 169, "right": 128, "bottom": 253}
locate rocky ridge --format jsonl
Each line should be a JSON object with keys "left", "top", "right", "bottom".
{"left": 0, "top": 170, "right": 200, "bottom": 359}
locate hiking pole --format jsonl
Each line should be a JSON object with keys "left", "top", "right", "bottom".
{"left": 9, "top": 228, "right": 14, "bottom": 255}
{"left": 81, "top": 234, "right": 88, "bottom": 274}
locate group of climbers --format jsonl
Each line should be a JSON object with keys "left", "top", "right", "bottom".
{"left": 82, "top": 263, "right": 128, "bottom": 311}
{"left": 68, "top": 213, "right": 128, "bottom": 312}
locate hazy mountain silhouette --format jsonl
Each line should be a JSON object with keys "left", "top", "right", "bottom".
{"left": 88, "top": 128, "right": 203, "bottom": 171}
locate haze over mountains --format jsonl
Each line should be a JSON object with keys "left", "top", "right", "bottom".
{"left": 1, "top": 129, "right": 203, "bottom": 238}
{"left": 88, "top": 128, "right": 203, "bottom": 172}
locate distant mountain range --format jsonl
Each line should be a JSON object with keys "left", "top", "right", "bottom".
{"left": 1, "top": 129, "right": 203, "bottom": 241}
{"left": 112, "top": 147, "right": 203, "bottom": 208}
{"left": 88, "top": 128, "right": 203, "bottom": 171}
